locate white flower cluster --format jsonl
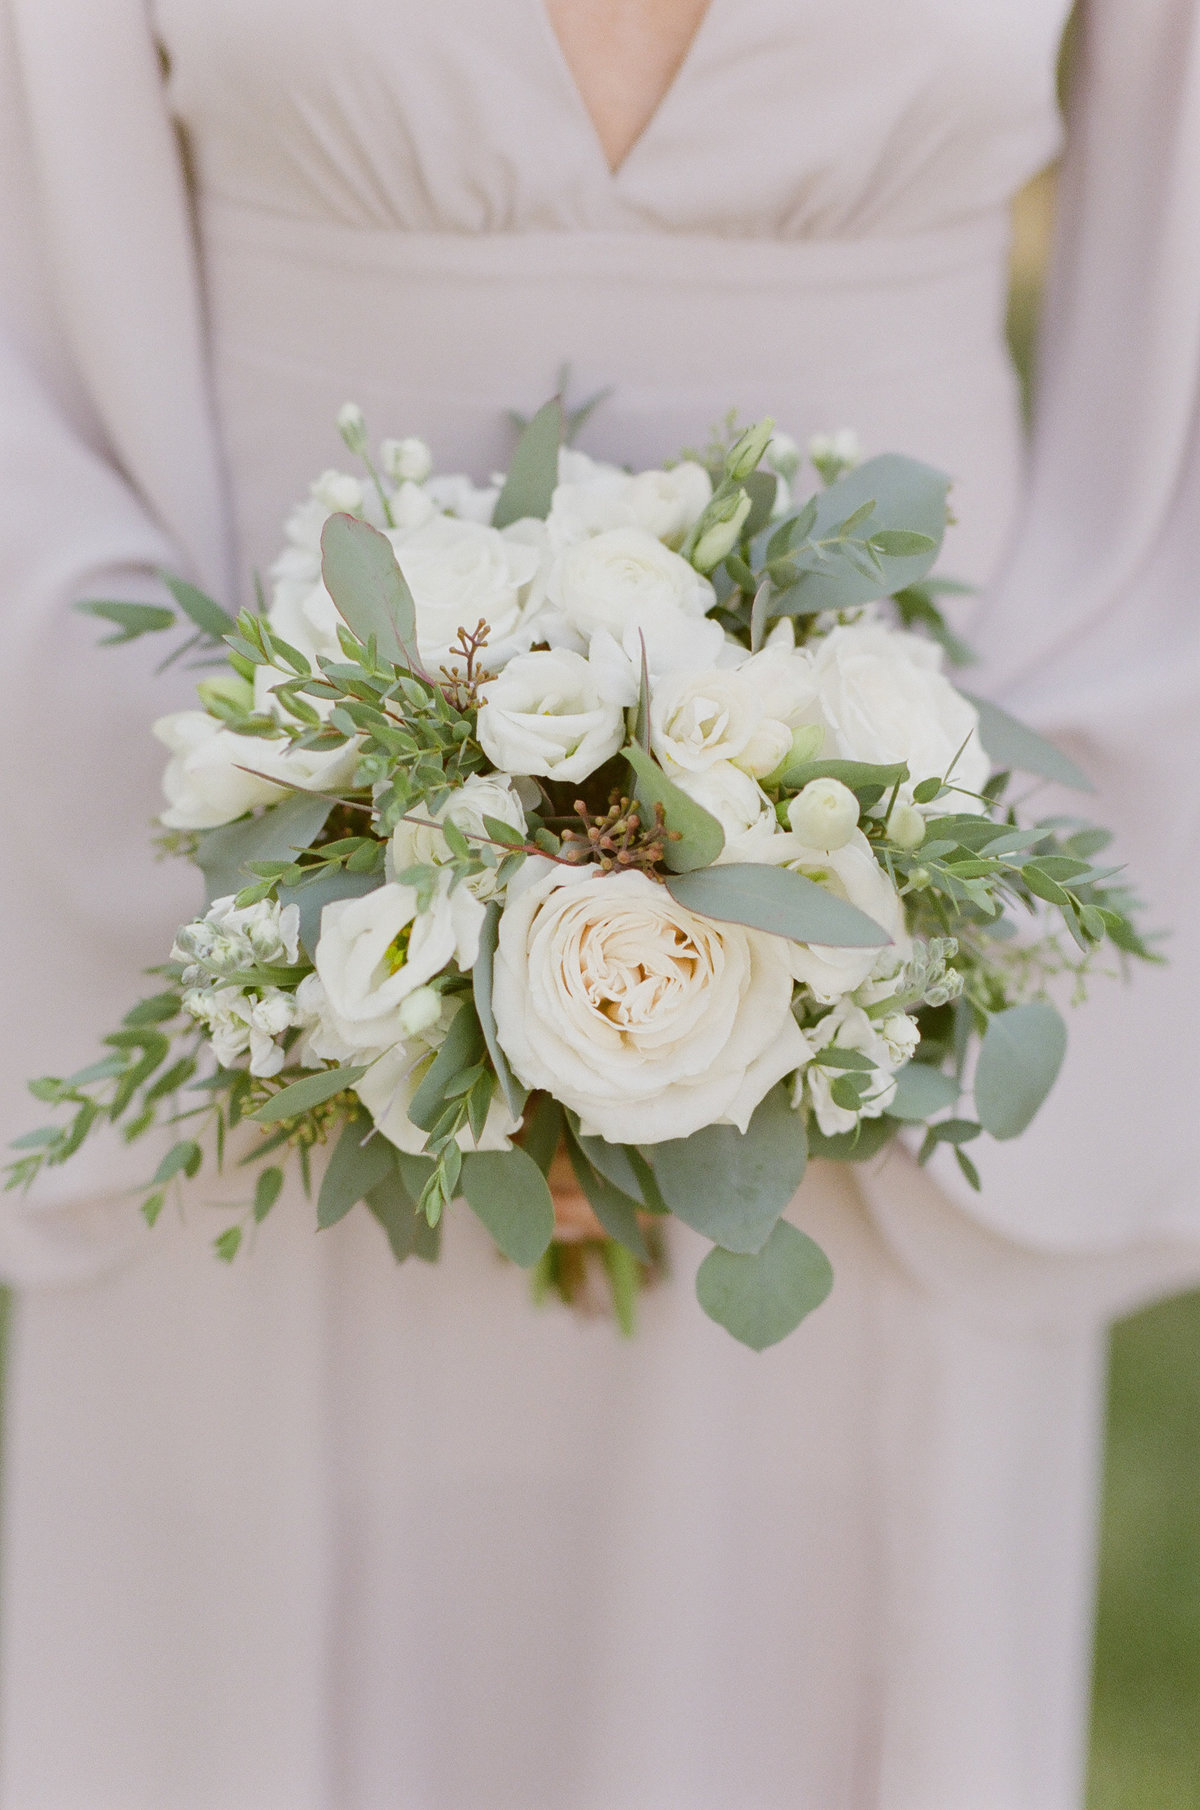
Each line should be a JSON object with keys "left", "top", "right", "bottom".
{"left": 177, "top": 896, "right": 304, "bottom": 1078}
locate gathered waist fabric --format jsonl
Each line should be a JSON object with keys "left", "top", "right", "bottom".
{"left": 198, "top": 199, "right": 1025, "bottom": 586}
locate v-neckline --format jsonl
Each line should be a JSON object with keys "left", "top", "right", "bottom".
{"left": 536, "top": 0, "right": 719, "bottom": 181}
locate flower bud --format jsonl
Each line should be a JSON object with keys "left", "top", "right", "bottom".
{"left": 766, "top": 430, "right": 801, "bottom": 482}
{"left": 808, "top": 428, "right": 861, "bottom": 484}
{"left": 725, "top": 417, "right": 776, "bottom": 482}
{"left": 887, "top": 800, "right": 927, "bottom": 850}
{"left": 691, "top": 489, "right": 753, "bottom": 572}
{"left": 336, "top": 402, "right": 368, "bottom": 455}
{"left": 196, "top": 672, "right": 254, "bottom": 716}
{"left": 787, "top": 778, "right": 859, "bottom": 850}
{"left": 761, "top": 722, "right": 826, "bottom": 787}
{"left": 311, "top": 468, "right": 364, "bottom": 513}
{"left": 397, "top": 985, "right": 444, "bottom": 1038}
{"left": 734, "top": 718, "right": 793, "bottom": 779}
{"left": 380, "top": 436, "right": 433, "bottom": 485}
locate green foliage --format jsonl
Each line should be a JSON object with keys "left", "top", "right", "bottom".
{"left": 696, "top": 1220, "right": 834, "bottom": 1350}
{"left": 317, "top": 1112, "right": 396, "bottom": 1228}
{"left": 251, "top": 1065, "right": 368, "bottom": 1122}
{"left": 649, "top": 1085, "right": 808, "bottom": 1254}
{"left": 75, "top": 600, "right": 177, "bottom": 644}
{"left": 319, "top": 512, "right": 416, "bottom": 663}
{"left": 565, "top": 1132, "right": 649, "bottom": 1261}
{"left": 460, "top": 1148, "right": 555, "bottom": 1267}
{"left": 964, "top": 692, "right": 1093, "bottom": 792}
{"left": 196, "top": 793, "right": 333, "bottom": 904}
{"left": 974, "top": 1001, "right": 1068, "bottom": 1139}
{"left": 624, "top": 742, "right": 725, "bottom": 872}
{"left": 492, "top": 396, "right": 564, "bottom": 528}
{"left": 888, "top": 1061, "right": 960, "bottom": 1121}
{"left": 664, "top": 862, "right": 892, "bottom": 948}
{"left": 472, "top": 903, "right": 530, "bottom": 1119}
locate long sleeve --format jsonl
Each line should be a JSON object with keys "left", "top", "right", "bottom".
{"left": 0, "top": 1, "right": 230, "bottom": 1281}
{"left": 911, "top": 0, "right": 1200, "bottom": 1252}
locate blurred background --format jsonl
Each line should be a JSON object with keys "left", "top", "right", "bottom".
{"left": 1009, "top": 167, "right": 1200, "bottom": 1810}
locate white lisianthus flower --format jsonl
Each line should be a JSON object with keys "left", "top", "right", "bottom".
{"left": 809, "top": 623, "right": 990, "bottom": 810}
{"left": 490, "top": 864, "right": 810, "bottom": 1144}
{"left": 786, "top": 778, "right": 860, "bottom": 851}
{"left": 548, "top": 526, "right": 714, "bottom": 644}
{"left": 388, "top": 774, "right": 527, "bottom": 900}
{"left": 799, "top": 999, "right": 919, "bottom": 1137}
{"left": 355, "top": 1015, "right": 521, "bottom": 1155}
{"left": 674, "top": 762, "right": 779, "bottom": 863}
{"left": 476, "top": 648, "right": 625, "bottom": 783}
{"left": 649, "top": 666, "right": 764, "bottom": 774}
{"left": 153, "top": 712, "right": 359, "bottom": 831}
{"left": 585, "top": 611, "right": 731, "bottom": 710}
{"left": 308, "top": 879, "right": 483, "bottom": 1058}
{"left": 385, "top": 513, "right": 542, "bottom": 665}
{"left": 767, "top": 829, "right": 908, "bottom": 1003}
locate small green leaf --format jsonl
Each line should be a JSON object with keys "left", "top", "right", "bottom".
{"left": 153, "top": 1139, "right": 203, "bottom": 1183}
{"left": 624, "top": 743, "right": 725, "bottom": 872}
{"left": 214, "top": 1225, "right": 243, "bottom": 1263}
{"left": 472, "top": 903, "right": 530, "bottom": 1120}
{"left": 141, "top": 1191, "right": 166, "bottom": 1227}
{"left": 868, "top": 529, "right": 937, "bottom": 557}
{"left": 520, "top": 1095, "right": 564, "bottom": 1176}
{"left": 963, "top": 693, "right": 1093, "bottom": 792}
{"left": 317, "top": 1113, "right": 396, "bottom": 1228}
{"left": 407, "top": 1004, "right": 486, "bottom": 1133}
{"left": 75, "top": 599, "right": 177, "bottom": 643}
{"left": 566, "top": 1136, "right": 649, "bottom": 1261}
{"left": 365, "top": 1164, "right": 425, "bottom": 1262}
{"left": 160, "top": 573, "right": 238, "bottom": 639}
{"left": 492, "top": 397, "right": 563, "bottom": 528}
{"left": 320, "top": 512, "right": 417, "bottom": 662}
{"left": 911, "top": 776, "right": 943, "bottom": 804}
{"left": 254, "top": 1167, "right": 285, "bottom": 1222}
{"left": 887, "top": 1062, "right": 960, "bottom": 1122}
{"left": 974, "top": 1002, "right": 1067, "bottom": 1140}
{"left": 696, "top": 1219, "right": 834, "bottom": 1350}
{"left": 197, "top": 792, "right": 334, "bottom": 905}
{"left": 664, "top": 863, "right": 891, "bottom": 949}
{"left": 649, "top": 1085, "right": 808, "bottom": 1254}
{"left": 771, "top": 756, "right": 909, "bottom": 795}
{"left": 250, "top": 1065, "right": 367, "bottom": 1122}
{"left": 460, "top": 1147, "right": 555, "bottom": 1267}
{"left": 123, "top": 993, "right": 183, "bottom": 1026}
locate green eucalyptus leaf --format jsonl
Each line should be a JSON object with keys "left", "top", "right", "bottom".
{"left": 575, "top": 1133, "right": 649, "bottom": 1205}
{"left": 664, "top": 863, "right": 891, "bottom": 949}
{"left": 888, "top": 1062, "right": 960, "bottom": 1122}
{"left": 974, "top": 1002, "right": 1068, "bottom": 1140}
{"left": 473, "top": 903, "right": 530, "bottom": 1120}
{"left": 804, "top": 1115, "right": 898, "bottom": 1162}
{"left": 740, "top": 468, "right": 780, "bottom": 540}
{"left": 407, "top": 1004, "right": 486, "bottom": 1133}
{"left": 775, "top": 757, "right": 909, "bottom": 794}
{"left": 75, "top": 599, "right": 177, "bottom": 644}
{"left": 365, "top": 1163, "right": 426, "bottom": 1261}
{"left": 771, "top": 455, "right": 949, "bottom": 616}
{"left": 317, "top": 1112, "right": 396, "bottom": 1228}
{"left": 962, "top": 693, "right": 1093, "bottom": 793}
{"left": 566, "top": 1137, "right": 649, "bottom": 1260}
{"left": 520, "top": 1095, "right": 564, "bottom": 1176}
{"left": 160, "top": 573, "right": 238, "bottom": 639}
{"left": 196, "top": 793, "right": 334, "bottom": 904}
{"left": 492, "top": 397, "right": 563, "bottom": 528}
{"left": 649, "top": 1085, "right": 807, "bottom": 1254}
{"left": 460, "top": 1147, "right": 555, "bottom": 1266}
{"left": 624, "top": 742, "right": 725, "bottom": 872}
{"left": 320, "top": 513, "right": 417, "bottom": 662}
{"left": 279, "top": 866, "right": 383, "bottom": 960}
{"left": 251, "top": 1065, "right": 367, "bottom": 1122}
{"left": 153, "top": 1139, "right": 203, "bottom": 1184}
{"left": 696, "top": 1219, "right": 834, "bottom": 1350}
{"left": 254, "top": 1167, "right": 285, "bottom": 1222}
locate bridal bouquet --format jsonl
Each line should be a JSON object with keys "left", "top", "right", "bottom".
{"left": 7, "top": 401, "right": 1154, "bottom": 1347}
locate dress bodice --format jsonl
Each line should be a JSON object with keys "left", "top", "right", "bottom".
{"left": 152, "top": 0, "right": 1070, "bottom": 239}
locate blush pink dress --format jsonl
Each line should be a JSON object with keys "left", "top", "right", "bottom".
{"left": 1, "top": 3, "right": 1199, "bottom": 1806}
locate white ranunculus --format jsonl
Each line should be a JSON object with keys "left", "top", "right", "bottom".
{"left": 385, "top": 513, "right": 542, "bottom": 664}
{"left": 491, "top": 864, "right": 810, "bottom": 1144}
{"left": 548, "top": 526, "right": 714, "bottom": 644}
{"left": 309, "top": 879, "right": 483, "bottom": 1058}
{"left": 388, "top": 774, "right": 527, "bottom": 900}
{"left": 809, "top": 623, "right": 990, "bottom": 809}
{"left": 728, "top": 643, "right": 824, "bottom": 776}
{"left": 355, "top": 1020, "right": 521, "bottom": 1155}
{"left": 153, "top": 712, "right": 358, "bottom": 831}
{"left": 585, "top": 611, "right": 731, "bottom": 710}
{"left": 476, "top": 648, "right": 625, "bottom": 783}
{"left": 624, "top": 462, "right": 712, "bottom": 547}
{"left": 649, "top": 665, "right": 764, "bottom": 774}
{"left": 674, "top": 762, "right": 779, "bottom": 863}
{"left": 767, "top": 829, "right": 908, "bottom": 1003}
{"left": 800, "top": 999, "right": 918, "bottom": 1137}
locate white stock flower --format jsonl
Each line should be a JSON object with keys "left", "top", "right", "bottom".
{"left": 308, "top": 880, "right": 483, "bottom": 1058}
{"left": 153, "top": 712, "right": 358, "bottom": 831}
{"left": 388, "top": 774, "right": 527, "bottom": 900}
{"left": 185, "top": 983, "right": 300, "bottom": 1079}
{"left": 548, "top": 526, "right": 714, "bottom": 644}
{"left": 476, "top": 648, "right": 625, "bottom": 783}
{"left": 649, "top": 666, "right": 764, "bottom": 774}
{"left": 800, "top": 1000, "right": 918, "bottom": 1137}
{"left": 809, "top": 623, "right": 990, "bottom": 809}
{"left": 674, "top": 763, "right": 779, "bottom": 863}
{"left": 491, "top": 864, "right": 810, "bottom": 1144}
{"left": 786, "top": 778, "right": 860, "bottom": 851}
{"left": 767, "top": 829, "right": 908, "bottom": 1003}
{"left": 174, "top": 895, "right": 301, "bottom": 974}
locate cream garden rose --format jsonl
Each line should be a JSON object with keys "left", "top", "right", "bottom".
{"left": 476, "top": 648, "right": 625, "bottom": 782}
{"left": 490, "top": 863, "right": 810, "bottom": 1144}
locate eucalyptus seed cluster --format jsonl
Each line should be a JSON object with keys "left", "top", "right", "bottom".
{"left": 559, "top": 794, "right": 681, "bottom": 879}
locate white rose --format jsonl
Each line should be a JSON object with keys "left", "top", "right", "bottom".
{"left": 491, "top": 864, "right": 810, "bottom": 1144}
{"left": 355, "top": 1019, "right": 520, "bottom": 1155}
{"left": 800, "top": 999, "right": 917, "bottom": 1137}
{"left": 786, "top": 778, "right": 860, "bottom": 851}
{"left": 310, "top": 879, "right": 483, "bottom": 1057}
{"left": 649, "top": 666, "right": 764, "bottom": 774}
{"left": 476, "top": 648, "right": 625, "bottom": 783}
{"left": 548, "top": 526, "right": 714, "bottom": 644}
{"left": 386, "top": 513, "right": 541, "bottom": 663}
{"left": 153, "top": 713, "right": 358, "bottom": 831}
{"left": 767, "top": 829, "right": 908, "bottom": 1003}
{"left": 810, "top": 623, "right": 990, "bottom": 809}
{"left": 624, "top": 462, "right": 713, "bottom": 547}
{"left": 585, "top": 611, "right": 731, "bottom": 710}
{"left": 389, "top": 774, "right": 527, "bottom": 900}
{"left": 674, "top": 762, "right": 779, "bottom": 863}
